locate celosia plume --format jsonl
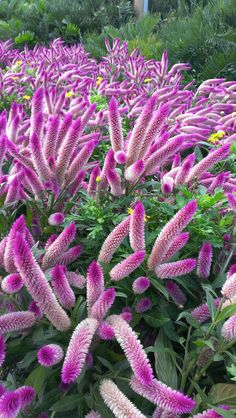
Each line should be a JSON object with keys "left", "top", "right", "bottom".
{"left": 0, "top": 391, "right": 21, "bottom": 418}
{"left": 87, "top": 260, "right": 104, "bottom": 314}
{"left": 0, "top": 334, "right": 6, "bottom": 367}
{"left": 108, "top": 96, "right": 124, "bottom": 153}
{"left": 161, "top": 232, "right": 189, "bottom": 263}
{"left": 129, "top": 202, "right": 145, "bottom": 251}
{"left": 66, "top": 271, "right": 86, "bottom": 289}
{"left": 132, "top": 277, "right": 150, "bottom": 294}
{"left": 48, "top": 212, "right": 65, "bottom": 226}
{"left": 191, "top": 298, "right": 221, "bottom": 323}
{"left": 98, "top": 216, "right": 130, "bottom": 263}
{"left": 124, "top": 160, "right": 145, "bottom": 183}
{"left": 16, "top": 386, "right": 36, "bottom": 409}
{"left": 42, "top": 223, "right": 76, "bottom": 270}
{"left": 51, "top": 265, "right": 75, "bottom": 309}
{"left": 135, "top": 297, "right": 152, "bottom": 313}
{"left": 221, "top": 273, "right": 236, "bottom": 299}
{"left": 165, "top": 281, "right": 186, "bottom": 305}
{"left": 1, "top": 273, "right": 24, "bottom": 294}
{"left": 90, "top": 288, "right": 116, "bottom": 322}
{"left": 0, "top": 311, "right": 36, "bottom": 334}
{"left": 110, "top": 251, "right": 145, "bottom": 281}
{"left": 197, "top": 242, "right": 212, "bottom": 279}
{"left": 155, "top": 259, "right": 196, "bottom": 279}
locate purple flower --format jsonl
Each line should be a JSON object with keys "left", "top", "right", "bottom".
{"left": 135, "top": 297, "right": 152, "bottom": 313}
{"left": 30, "top": 132, "right": 51, "bottom": 182}
{"left": 55, "top": 244, "right": 83, "bottom": 266}
{"left": 28, "top": 301, "right": 42, "bottom": 319}
{"left": 48, "top": 212, "right": 65, "bottom": 226}
{"left": 38, "top": 344, "right": 64, "bottom": 367}
{"left": 114, "top": 150, "right": 126, "bottom": 164}
{"left": 161, "top": 233, "right": 189, "bottom": 263}
{"left": 43, "top": 115, "right": 60, "bottom": 161}
{"left": 193, "top": 406, "right": 230, "bottom": 417}
{"left": 227, "top": 193, "right": 236, "bottom": 211}
{"left": 90, "top": 288, "right": 116, "bottom": 322}
{"left": 191, "top": 298, "right": 221, "bottom": 323}
{"left": 124, "top": 160, "right": 145, "bottom": 183}
{"left": 107, "top": 169, "right": 123, "bottom": 196}
{"left": 1, "top": 273, "right": 24, "bottom": 294}
{"left": 4, "top": 215, "right": 26, "bottom": 273}
{"left": 110, "top": 251, "right": 146, "bottom": 281}
{"left": 65, "top": 139, "right": 98, "bottom": 185}
{"left": 87, "top": 165, "right": 101, "bottom": 197}
{"left": 166, "top": 281, "right": 186, "bottom": 306}
{"left": 42, "top": 223, "right": 76, "bottom": 270}
{"left": 51, "top": 265, "right": 75, "bottom": 309}
{"left": 16, "top": 385, "right": 36, "bottom": 409}
{"left": 87, "top": 261, "right": 104, "bottom": 314}
{"left": 98, "top": 216, "right": 130, "bottom": 263}
{"left": 85, "top": 352, "right": 93, "bottom": 369}
{"left": 61, "top": 318, "right": 98, "bottom": 383}
{"left": 175, "top": 153, "right": 195, "bottom": 185}
{"left": 97, "top": 322, "right": 115, "bottom": 340}
{"left": 197, "top": 242, "right": 212, "bottom": 279}
{"left": 0, "top": 391, "right": 21, "bottom": 418}
{"left": 155, "top": 259, "right": 196, "bottom": 279}
{"left": 0, "top": 311, "right": 36, "bottom": 334}
{"left": 108, "top": 96, "right": 124, "bottom": 153}
{"left": 161, "top": 176, "right": 174, "bottom": 194}
{"left": 65, "top": 271, "right": 86, "bottom": 289}
{"left": 0, "top": 335, "right": 6, "bottom": 367}
{"left": 130, "top": 202, "right": 145, "bottom": 251}
{"left": 133, "top": 277, "right": 150, "bottom": 294}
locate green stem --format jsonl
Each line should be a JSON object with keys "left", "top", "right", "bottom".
{"left": 180, "top": 326, "right": 192, "bottom": 391}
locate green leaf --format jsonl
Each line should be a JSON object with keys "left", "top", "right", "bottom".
{"left": 217, "top": 304, "right": 236, "bottom": 322}
{"left": 18, "top": 350, "right": 37, "bottom": 369}
{"left": 154, "top": 329, "right": 178, "bottom": 389}
{"left": 211, "top": 407, "right": 236, "bottom": 417}
{"left": 143, "top": 310, "right": 169, "bottom": 328}
{"left": 205, "top": 288, "right": 216, "bottom": 320}
{"left": 24, "top": 366, "right": 46, "bottom": 395}
{"left": 149, "top": 277, "right": 169, "bottom": 299}
{"left": 177, "top": 311, "right": 200, "bottom": 328}
{"left": 210, "top": 384, "right": 236, "bottom": 406}
{"left": 50, "top": 394, "right": 83, "bottom": 411}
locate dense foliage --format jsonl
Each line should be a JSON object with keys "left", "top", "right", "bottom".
{"left": 0, "top": 37, "right": 235, "bottom": 418}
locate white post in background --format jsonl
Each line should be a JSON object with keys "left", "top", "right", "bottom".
{"left": 134, "top": 0, "right": 149, "bottom": 19}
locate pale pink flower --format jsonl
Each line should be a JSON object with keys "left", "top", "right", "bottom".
{"left": 161, "top": 233, "right": 189, "bottom": 263}
{"left": 222, "top": 313, "right": 236, "bottom": 341}
{"left": 124, "top": 160, "right": 145, "bottom": 183}
{"left": 161, "top": 176, "right": 174, "bottom": 194}
{"left": 61, "top": 318, "right": 98, "bottom": 383}
{"left": 175, "top": 153, "right": 195, "bottom": 185}
{"left": 66, "top": 271, "right": 86, "bottom": 289}
{"left": 56, "top": 245, "right": 83, "bottom": 266}
{"left": 155, "top": 259, "right": 196, "bottom": 279}
{"left": 115, "top": 150, "right": 127, "bottom": 164}
{"left": 130, "top": 202, "right": 145, "bottom": 251}
{"left": 0, "top": 311, "right": 36, "bottom": 334}
{"left": 197, "top": 242, "right": 212, "bottom": 279}
{"left": 56, "top": 113, "right": 73, "bottom": 152}
{"left": 42, "top": 223, "right": 76, "bottom": 270}
{"left": 90, "top": 288, "right": 116, "bottom": 321}
{"left": 85, "top": 411, "right": 101, "bottom": 418}
{"left": 65, "top": 139, "right": 98, "bottom": 185}
{"left": 98, "top": 216, "right": 130, "bottom": 263}
{"left": 0, "top": 238, "right": 7, "bottom": 268}
{"left": 1, "top": 273, "right": 24, "bottom": 294}
{"left": 51, "top": 265, "right": 75, "bottom": 309}
{"left": 44, "top": 115, "right": 60, "bottom": 161}
{"left": 30, "top": 132, "right": 51, "bottom": 182}
{"left": 191, "top": 298, "right": 221, "bottom": 323}
{"left": 110, "top": 251, "right": 145, "bottom": 281}
{"left": 107, "top": 169, "right": 123, "bottom": 196}
{"left": 87, "top": 261, "right": 104, "bottom": 314}
{"left": 108, "top": 96, "right": 124, "bottom": 153}
{"left": 100, "top": 378, "right": 146, "bottom": 418}
{"left": 222, "top": 273, "right": 236, "bottom": 299}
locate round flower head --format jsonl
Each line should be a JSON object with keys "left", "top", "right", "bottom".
{"left": 222, "top": 313, "right": 236, "bottom": 341}
{"left": 97, "top": 322, "right": 115, "bottom": 340}
{"left": 161, "top": 176, "right": 174, "bottom": 194}
{"left": 135, "top": 297, "right": 152, "bottom": 313}
{"left": 133, "top": 277, "right": 150, "bottom": 294}
{"left": 38, "top": 344, "right": 64, "bottom": 367}
{"left": 48, "top": 212, "right": 65, "bottom": 226}
{"left": 0, "top": 391, "right": 21, "bottom": 418}
{"left": 1, "top": 273, "right": 23, "bottom": 294}
{"left": 16, "top": 385, "right": 36, "bottom": 409}
{"left": 115, "top": 151, "right": 126, "bottom": 164}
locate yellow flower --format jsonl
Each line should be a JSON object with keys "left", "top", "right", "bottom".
{"left": 96, "top": 77, "right": 103, "bottom": 86}
{"left": 65, "top": 90, "right": 74, "bottom": 98}
{"left": 144, "top": 215, "right": 151, "bottom": 223}
{"left": 12, "top": 76, "right": 19, "bottom": 81}
{"left": 127, "top": 207, "right": 134, "bottom": 215}
{"left": 208, "top": 130, "right": 225, "bottom": 144}
{"left": 23, "top": 95, "right": 31, "bottom": 100}
{"left": 95, "top": 176, "right": 101, "bottom": 183}
{"left": 144, "top": 78, "right": 152, "bottom": 83}
{"left": 15, "top": 60, "right": 22, "bottom": 66}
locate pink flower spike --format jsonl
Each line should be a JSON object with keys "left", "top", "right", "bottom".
{"left": 44, "top": 115, "right": 60, "bottom": 161}
{"left": 38, "top": 344, "right": 64, "bottom": 367}
{"left": 87, "top": 261, "right": 104, "bottom": 314}
{"left": 197, "top": 242, "right": 212, "bottom": 279}
{"left": 28, "top": 301, "right": 42, "bottom": 319}
{"left": 125, "top": 160, "right": 145, "bottom": 183}
{"left": 85, "top": 411, "right": 101, "bottom": 418}
{"left": 87, "top": 165, "right": 101, "bottom": 197}
{"left": 222, "top": 313, "right": 236, "bottom": 341}
{"left": 98, "top": 216, "right": 130, "bottom": 263}
{"left": 110, "top": 251, "right": 145, "bottom": 281}
{"left": 90, "top": 288, "right": 116, "bottom": 321}
{"left": 56, "top": 113, "right": 73, "bottom": 153}
{"left": 0, "top": 391, "right": 21, "bottom": 418}
{"left": 56, "top": 245, "right": 83, "bottom": 266}
{"left": 66, "top": 271, "right": 86, "bottom": 289}
{"left": 135, "top": 297, "right": 152, "bottom": 313}
{"left": 166, "top": 281, "right": 186, "bottom": 306}
{"left": 0, "top": 335, "right": 6, "bottom": 367}
{"left": 1, "top": 273, "right": 24, "bottom": 294}
{"left": 193, "top": 406, "right": 230, "bottom": 417}
{"left": 0, "top": 237, "right": 7, "bottom": 268}
{"left": 175, "top": 153, "right": 195, "bottom": 186}
{"left": 227, "top": 193, "right": 236, "bottom": 211}
{"left": 30, "top": 132, "right": 51, "bottom": 182}
{"left": 97, "top": 322, "right": 115, "bottom": 340}
{"left": 155, "top": 259, "right": 196, "bottom": 279}
{"left": 133, "top": 277, "right": 150, "bottom": 294}
{"left": 100, "top": 379, "right": 146, "bottom": 418}
{"left": 130, "top": 202, "right": 145, "bottom": 251}
{"left": 42, "top": 223, "right": 76, "bottom": 270}
{"left": 115, "top": 150, "right": 126, "bottom": 165}
{"left": 4, "top": 215, "right": 26, "bottom": 273}
{"left": 65, "top": 139, "right": 98, "bottom": 185}
{"left": 51, "top": 265, "right": 75, "bottom": 309}
{"left": 108, "top": 96, "right": 124, "bottom": 153}
{"left": 0, "top": 311, "right": 36, "bottom": 334}
{"left": 48, "top": 212, "right": 65, "bottom": 226}
{"left": 107, "top": 169, "right": 123, "bottom": 196}
{"left": 162, "top": 233, "right": 189, "bottom": 263}
{"left": 13, "top": 232, "right": 70, "bottom": 331}
{"left": 191, "top": 298, "right": 221, "bottom": 323}
{"left": 108, "top": 315, "right": 154, "bottom": 385}
{"left": 222, "top": 273, "right": 236, "bottom": 299}
{"left": 130, "top": 375, "right": 196, "bottom": 414}
{"left": 148, "top": 200, "right": 197, "bottom": 269}
{"left": 61, "top": 318, "right": 98, "bottom": 383}
{"left": 16, "top": 386, "right": 36, "bottom": 409}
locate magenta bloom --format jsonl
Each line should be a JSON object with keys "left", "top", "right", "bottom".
{"left": 0, "top": 391, "right": 21, "bottom": 418}
{"left": 28, "top": 301, "right": 42, "bottom": 319}
{"left": 90, "top": 288, "right": 116, "bottom": 322}
{"left": 161, "top": 176, "right": 174, "bottom": 194}
{"left": 0, "top": 335, "right": 6, "bottom": 367}
{"left": 56, "top": 112, "right": 73, "bottom": 152}
{"left": 108, "top": 96, "right": 123, "bottom": 153}
{"left": 107, "top": 169, "right": 123, "bottom": 196}
{"left": 197, "top": 242, "right": 212, "bottom": 279}
{"left": 193, "top": 406, "right": 230, "bottom": 417}
{"left": 42, "top": 223, "right": 76, "bottom": 270}
{"left": 1, "top": 273, "right": 23, "bottom": 294}
{"left": 56, "top": 244, "right": 83, "bottom": 266}
{"left": 100, "top": 378, "right": 146, "bottom": 418}
{"left": 85, "top": 411, "right": 101, "bottom": 418}
{"left": 87, "top": 260, "right": 104, "bottom": 314}
{"left": 66, "top": 271, "right": 86, "bottom": 289}
{"left": 97, "top": 322, "right": 115, "bottom": 340}
{"left": 61, "top": 318, "right": 98, "bottom": 383}
{"left": 155, "top": 259, "right": 196, "bottom": 279}
{"left": 13, "top": 232, "right": 70, "bottom": 331}
{"left": 108, "top": 315, "right": 154, "bottom": 385}
{"left": 130, "top": 202, "right": 145, "bottom": 251}
{"left": 16, "top": 385, "right": 36, "bottom": 409}
{"left": 135, "top": 297, "right": 152, "bottom": 313}
{"left": 98, "top": 216, "right": 130, "bottom": 263}
{"left": 48, "top": 212, "right": 65, "bottom": 226}
{"left": 0, "top": 311, "right": 36, "bottom": 334}
{"left": 133, "top": 277, "right": 150, "bottom": 294}
{"left": 85, "top": 352, "right": 93, "bottom": 369}
{"left": 125, "top": 160, "right": 145, "bottom": 183}
{"left": 110, "top": 251, "right": 145, "bottom": 281}
{"left": 166, "top": 281, "right": 186, "bottom": 306}
{"left": 191, "top": 298, "right": 222, "bottom": 323}
{"left": 87, "top": 165, "right": 101, "bottom": 197}
{"left": 65, "top": 139, "right": 98, "bottom": 185}
{"left": 148, "top": 200, "right": 197, "bottom": 269}
{"left": 38, "top": 344, "right": 64, "bottom": 367}
{"left": 0, "top": 238, "right": 7, "bottom": 268}
{"left": 30, "top": 132, "right": 51, "bottom": 182}
{"left": 227, "top": 193, "right": 236, "bottom": 211}
{"left": 222, "top": 313, "right": 236, "bottom": 341}
{"left": 175, "top": 153, "right": 195, "bottom": 185}
{"left": 222, "top": 273, "right": 236, "bottom": 299}
{"left": 130, "top": 375, "right": 196, "bottom": 414}
{"left": 4, "top": 215, "right": 26, "bottom": 274}
{"left": 114, "top": 150, "right": 126, "bottom": 164}
{"left": 51, "top": 265, "right": 75, "bottom": 309}
{"left": 162, "top": 233, "right": 189, "bottom": 263}
{"left": 44, "top": 115, "right": 60, "bottom": 160}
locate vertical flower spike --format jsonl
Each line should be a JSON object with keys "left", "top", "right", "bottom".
{"left": 0, "top": 311, "right": 36, "bottom": 334}
{"left": 87, "top": 261, "right": 104, "bottom": 314}
{"left": 126, "top": 95, "right": 157, "bottom": 167}
{"left": 13, "top": 233, "right": 70, "bottom": 331}
{"left": 144, "top": 135, "right": 185, "bottom": 176}
{"left": 133, "top": 277, "right": 150, "bottom": 294}
{"left": 4, "top": 215, "right": 26, "bottom": 274}
{"left": 0, "top": 135, "right": 7, "bottom": 169}
{"left": 81, "top": 103, "right": 97, "bottom": 133}
{"left": 31, "top": 87, "right": 44, "bottom": 135}
{"left": 107, "top": 169, "right": 123, "bottom": 196}
{"left": 135, "top": 297, "right": 152, "bottom": 313}
{"left": 16, "top": 386, "right": 36, "bottom": 409}
{"left": 161, "top": 233, "right": 189, "bottom": 263}
{"left": 148, "top": 200, "right": 197, "bottom": 269}
{"left": 130, "top": 202, "right": 145, "bottom": 251}
{"left": 155, "top": 259, "right": 196, "bottom": 279}
{"left": 197, "top": 242, "right": 212, "bottom": 279}
{"left": 56, "top": 118, "right": 82, "bottom": 185}
{"left": 222, "top": 273, "right": 236, "bottom": 299}
{"left": 42, "top": 223, "right": 76, "bottom": 270}
{"left": 1, "top": 273, "right": 24, "bottom": 294}
{"left": 38, "top": 344, "right": 64, "bottom": 367}
{"left": 191, "top": 298, "right": 221, "bottom": 323}
{"left": 85, "top": 411, "right": 101, "bottom": 418}
{"left": 175, "top": 153, "right": 195, "bottom": 186}
{"left": 30, "top": 132, "right": 51, "bottom": 182}
{"left": 65, "top": 139, "right": 98, "bottom": 185}
{"left": 138, "top": 103, "right": 169, "bottom": 159}
{"left": 166, "top": 281, "right": 186, "bottom": 306}
{"left": 130, "top": 375, "right": 196, "bottom": 414}
{"left": 98, "top": 216, "right": 130, "bottom": 263}
{"left": 33, "top": 111, "right": 44, "bottom": 137}
{"left": 55, "top": 244, "right": 83, "bottom": 266}
{"left": 208, "top": 172, "right": 225, "bottom": 193}
{"left": 108, "top": 96, "right": 124, "bottom": 153}
{"left": 124, "top": 160, "right": 145, "bottom": 183}
{"left": 44, "top": 115, "right": 60, "bottom": 161}
{"left": 90, "top": 288, "right": 116, "bottom": 322}
{"left": 100, "top": 149, "right": 116, "bottom": 189}
{"left": 108, "top": 315, "right": 154, "bottom": 385}
{"left": 0, "top": 391, "right": 21, "bottom": 418}
{"left": 4, "top": 176, "right": 20, "bottom": 205}
{"left": 227, "top": 193, "right": 236, "bottom": 211}
{"left": 222, "top": 313, "right": 236, "bottom": 341}
{"left": 100, "top": 379, "right": 146, "bottom": 418}
{"left": 51, "top": 265, "right": 75, "bottom": 309}
{"left": 110, "top": 251, "right": 146, "bottom": 281}
{"left": 23, "top": 167, "right": 45, "bottom": 197}
{"left": 61, "top": 318, "right": 98, "bottom": 383}
{"left": 0, "top": 335, "right": 6, "bottom": 367}
{"left": 186, "top": 144, "right": 230, "bottom": 182}
{"left": 56, "top": 113, "right": 73, "bottom": 153}
{"left": 87, "top": 165, "right": 101, "bottom": 197}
